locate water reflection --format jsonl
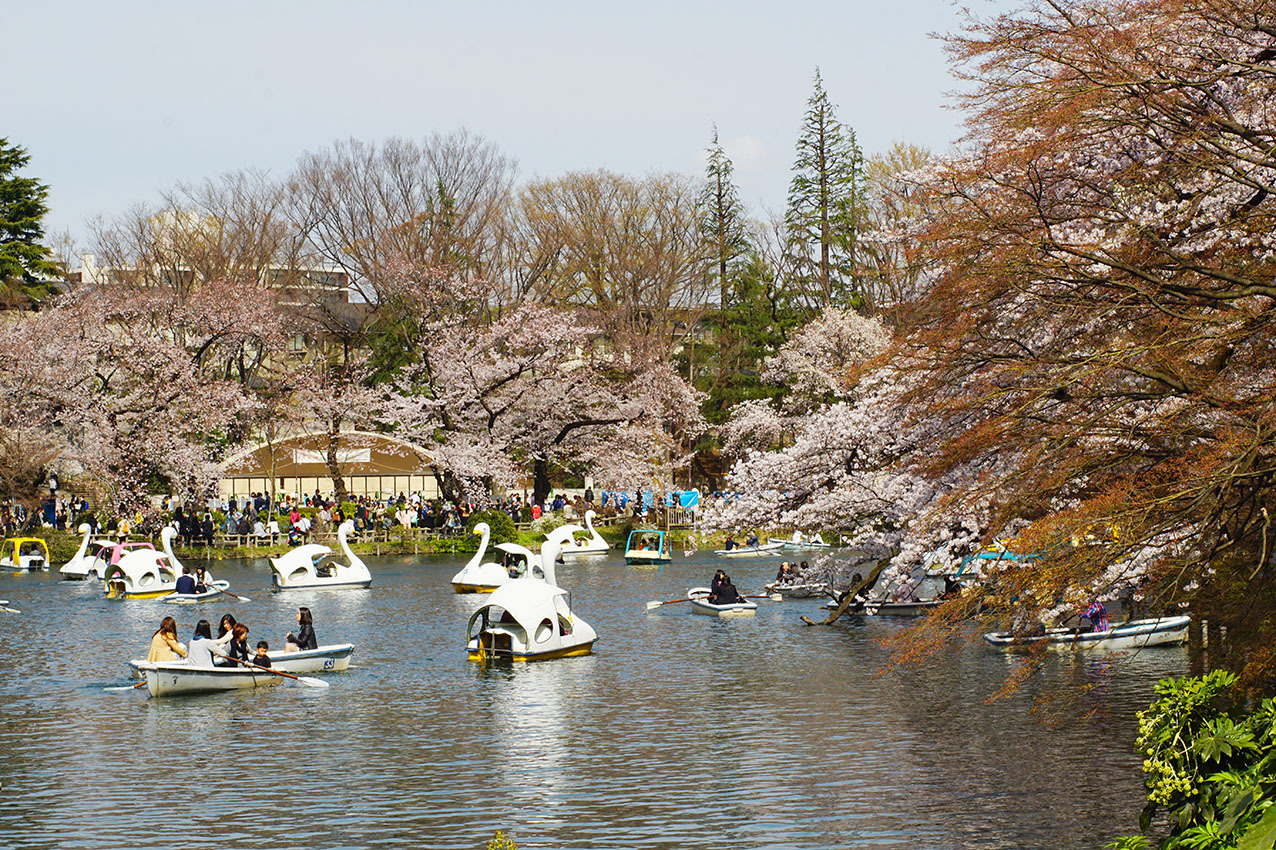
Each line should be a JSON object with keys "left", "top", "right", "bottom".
{"left": 0, "top": 551, "right": 1185, "bottom": 849}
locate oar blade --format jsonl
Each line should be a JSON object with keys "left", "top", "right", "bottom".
{"left": 646, "top": 600, "right": 664, "bottom": 610}
{"left": 295, "top": 676, "right": 329, "bottom": 688}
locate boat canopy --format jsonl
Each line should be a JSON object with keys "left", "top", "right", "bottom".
{"left": 1, "top": 538, "right": 49, "bottom": 559}
{"left": 467, "top": 580, "right": 572, "bottom": 634}
{"left": 625, "top": 530, "right": 667, "bottom": 551}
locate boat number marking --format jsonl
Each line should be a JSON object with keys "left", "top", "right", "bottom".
{"left": 323, "top": 659, "right": 335, "bottom": 670}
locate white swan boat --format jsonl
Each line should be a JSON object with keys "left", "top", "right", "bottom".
{"left": 450, "top": 522, "right": 510, "bottom": 593}
{"left": 270, "top": 520, "right": 371, "bottom": 590}
{"left": 1, "top": 537, "right": 49, "bottom": 571}
{"left": 688, "top": 586, "right": 758, "bottom": 617}
{"left": 130, "top": 644, "right": 355, "bottom": 677}
{"left": 58, "top": 524, "right": 115, "bottom": 579}
{"left": 105, "top": 528, "right": 224, "bottom": 600}
{"left": 466, "top": 538, "right": 598, "bottom": 662}
{"left": 714, "top": 541, "right": 785, "bottom": 557}
{"left": 79, "top": 540, "right": 156, "bottom": 581}
{"left": 983, "top": 616, "right": 1192, "bottom": 651}
{"left": 560, "top": 510, "right": 610, "bottom": 556}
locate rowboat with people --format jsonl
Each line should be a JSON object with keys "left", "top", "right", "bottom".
{"left": 130, "top": 643, "right": 355, "bottom": 677}
{"left": 778, "top": 530, "right": 833, "bottom": 550}
{"left": 983, "top": 616, "right": 1191, "bottom": 652}
{"left": 714, "top": 541, "right": 784, "bottom": 557}
{"left": 766, "top": 581, "right": 831, "bottom": 599}
{"left": 688, "top": 586, "right": 758, "bottom": 617}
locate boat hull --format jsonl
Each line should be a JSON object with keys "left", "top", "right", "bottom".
{"left": 451, "top": 582, "right": 500, "bottom": 594}
{"left": 714, "top": 543, "right": 784, "bottom": 557}
{"left": 624, "top": 551, "right": 671, "bottom": 566}
{"left": 467, "top": 641, "right": 594, "bottom": 663}
{"left": 868, "top": 600, "right": 944, "bottom": 616}
{"left": 106, "top": 583, "right": 177, "bottom": 600}
{"left": 272, "top": 576, "right": 371, "bottom": 591}
{"left": 131, "top": 644, "right": 354, "bottom": 677}
{"left": 768, "top": 582, "right": 831, "bottom": 599}
{"left": 984, "top": 616, "right": 1191, "bottom": 652}
{"left": 140, "top": 663, "right": 284, "bottom": 696}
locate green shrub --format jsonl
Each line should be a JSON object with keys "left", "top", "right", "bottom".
{"left": 467, "top": 509, "right": 517, "bottom": 546}
{"left": 1107, "top": 670, "right": 1276, "bottom": 850}
{"left": 485, "top": 831, "right": 517, "bottom": 850}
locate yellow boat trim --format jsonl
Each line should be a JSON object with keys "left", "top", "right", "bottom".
{"left": 451, "top": 583, "right": 498, "bottom": 594}
{"left": 106, "top": 587, "right": 174, "bottom": 600}
{"left": 468, "top": 642, "right": 595, "bottom": 663}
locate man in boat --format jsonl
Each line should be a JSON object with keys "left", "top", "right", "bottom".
{"left": 1082, "top": 600, "right": 1109, "bottom": 632}
{"left": 175, "top": 566, "right": 197, "bottom": 595}
{"left": 745, "top": 532, "right": 759, "bottom": 548}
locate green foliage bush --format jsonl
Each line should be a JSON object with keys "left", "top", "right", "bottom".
{"left": 484, "top": 831, "right": 516, "bottom": 850}
{"left": 1108, "top": 671, "right": 1276, "bottom": 850}
{"left": 467, "top": 510, "right": 517, "bottom": 546}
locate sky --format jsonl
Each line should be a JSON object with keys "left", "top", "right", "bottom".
{"left": 10, "top": 0, "right": 994, "bottom": 253}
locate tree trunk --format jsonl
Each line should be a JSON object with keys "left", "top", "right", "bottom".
{"left": 325, "top": 421, "right": 349, "bottom": 505}
{"left": 533, "top": 457, "right": 552, "bottom": 506}
{"left": 802, "top": 561, "right": 888, "bottom": 626}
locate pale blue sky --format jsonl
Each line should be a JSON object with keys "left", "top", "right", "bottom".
{"left": 12, "top": 1, "right": 994, "bottom": 248}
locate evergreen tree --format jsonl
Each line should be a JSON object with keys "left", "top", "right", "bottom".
{"left": 0, "top": 138, "right": 59, "bottom": 296}
{"left": 697, "top": 126, "right": 750, "bottom": 385}
{"left": 784, "top": 68, "right": 866, "bottom": 311}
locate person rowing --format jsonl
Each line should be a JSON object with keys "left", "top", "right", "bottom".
{"left": 216, "top": 623, "right": 250, "bottom": 667}
{"left": 174, "top": 566, "right": 196, "bottom": 595}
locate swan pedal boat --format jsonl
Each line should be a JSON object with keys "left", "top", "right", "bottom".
{"left": 58, "top": 524, "right": 122, "bottom": 579}
{"left": 105, "top": 528, "right": 224, "bottom": 600}
{"left": 130, "top": 644, "right": 355, "bottom": 680}
{"left": 983, "top": 616, "right": 1192, "bottom": 651}
{"left": 270, "top": 520, "right": 371, "bottom": 590}
{"left": 559, "top": 510, "right": 611, "bottom": 556}
{"left": 467, "top": 577, "right": 596, "bottom": 662}
{"left": 688, "top": 586, "right": 758, "bottom": 617}
{"left": 714, "top": 542, "right": 784, "bottom": 557}
{"left": 452, "top": 523, "right": 579, "bottom": 593}
{"left": 1, "top": 537, "right": 50, "bottom": 571}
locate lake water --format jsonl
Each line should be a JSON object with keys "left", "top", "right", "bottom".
{"left": 0, "top": 550, "right": 1183, "bottom": 849}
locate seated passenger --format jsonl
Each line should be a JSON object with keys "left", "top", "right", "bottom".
{"left": 709, "top": 574, "right": 744, "bottom": 605}
{"left": 723, "top": 534, "right": 738, "bottom": 551}
{"left": 775, "top": 562, "right": 795, "bottom": 585}
{"left": 216, "top": 623, "right": 250, "bottom": 667}
{"left": 187, "top": 619, "right": 232, "bottom": 667}
{"left": 745, "top": 532, "right": 759, "bottom": 547}
{"left": 252, "top": 640, "right": 273, "bottom": 669}
{"left": 1083, "top": 601, "right": 1109, "bottom": 633}
{"left": 175, "top": 566, "right": 196, "bottom": 595}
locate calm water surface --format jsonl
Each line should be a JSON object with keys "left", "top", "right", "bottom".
{"left": 0, "top": 551, "right": 1183, "bottom": 849}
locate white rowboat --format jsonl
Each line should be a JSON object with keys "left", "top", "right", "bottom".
{"left": 688, "top": 586, "right": 757, "bottom": 617}
{"left": 136, "top": 662, "right": 284, "bottom": 696}
{"left": 714, "top": 542, "right": 784, "bottom": 557}
{"left": 983, "top": 616, "right": 1191, "bottom": 652}
{"left": 130, "top": 643, "right": 355, "bottom": 677}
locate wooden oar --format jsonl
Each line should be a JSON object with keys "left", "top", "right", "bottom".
{"left": 647, "top": 596, "right": 695, "bottom": 610}
{"left": 213, "top": 652, "right": 328, "bottom": 688}
{"left": 212, "top": 584, "right": 251, "bottom": 603}
{"left": 104, "top": 681, "right": 146, "bottom": 692}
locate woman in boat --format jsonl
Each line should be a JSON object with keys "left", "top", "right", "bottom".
{"left": 216, "top": 623, "right": 250, "bottom": 667}
{"left": 709, "top": 573, "right": 744, "bottom": 605}
{"left": 217, "top": 613, "right": 238, "bottom": 639}
{"left": 187, "top": 619, "right": 232, "bottom": 667}
{"left": 775, "top": 562, "right": 795, "bottom": 585}
{"left": 723, "top": 534, "right": 738, "bottom": 551}
{"left": 286, "top": 606, "right": 317, "bottom": 651}
{"left": 710, "top": 569, "right": 727, "bottom": 597}
{"left": 147, "top": 616, "right": 188, "bottom": 662}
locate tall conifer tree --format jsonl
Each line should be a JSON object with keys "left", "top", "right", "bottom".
{"left": 784, "top": 69, "right": 865, "bottom": 310}
{"left": 698, "top": 126, "right": 749, "bottom": 382}
{"left": 0, "top": 138, "right": 59, "bottom": 292}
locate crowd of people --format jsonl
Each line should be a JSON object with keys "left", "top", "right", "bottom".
{"left": 146, "top": 606, "right": 319, "bottom": 670}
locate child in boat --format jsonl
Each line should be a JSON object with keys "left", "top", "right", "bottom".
{"left": 147, "top": 616, "right": 188, "bottom": 662}
{"left": 187, "top": 619, "right": 231, "bottom": 667}
{"left": 285, "top": 606, "right": 317, "bottom": 652}
{"left": 252, "top": 641, "right": 272, "bottom": 669}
